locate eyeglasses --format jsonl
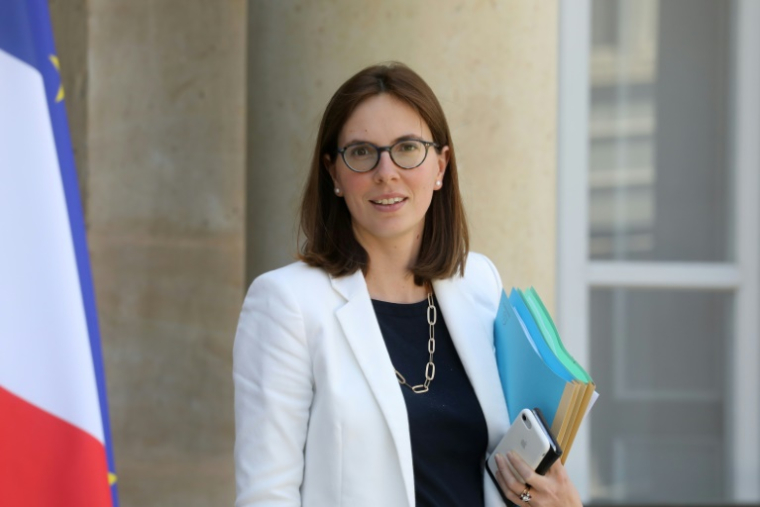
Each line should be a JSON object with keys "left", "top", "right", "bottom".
{"left": 337, "top": 139, "right": 439, "bottom": 173}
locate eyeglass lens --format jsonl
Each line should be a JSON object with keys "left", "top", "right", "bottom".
{"left": 343, "top": 140, "right": 429, "bottom": 172}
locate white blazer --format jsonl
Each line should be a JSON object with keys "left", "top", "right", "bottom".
{"left": 233, "top": 252, "right": 510, "bottom": 507}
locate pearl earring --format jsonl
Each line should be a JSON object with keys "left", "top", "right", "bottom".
{"left": 436, "top": 181, "right": 442, "bottom": 187}
{"left": 334, "top": 188, "right": 341, "bottom": 195}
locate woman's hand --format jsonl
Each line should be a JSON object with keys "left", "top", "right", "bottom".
{"left": 493, "top": 451, "right": 583, "bottom": 507}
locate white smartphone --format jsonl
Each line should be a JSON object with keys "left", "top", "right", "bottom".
{"left": 486, "top": 409, "right": 553, "bottom": 479}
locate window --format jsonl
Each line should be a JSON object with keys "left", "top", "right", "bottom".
{"left": 558, "top": 0, "right": 760, "bottom": 503}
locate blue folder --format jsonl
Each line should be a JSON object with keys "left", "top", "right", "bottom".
{"left": 494, "top": 289, "right": 576, "bottom": 427}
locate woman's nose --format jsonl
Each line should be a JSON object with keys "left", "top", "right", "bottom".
{"left": 373, "top": 151, "right": 399, "bottom": 181}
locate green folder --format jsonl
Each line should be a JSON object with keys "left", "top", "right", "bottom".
{"left": 520, "top": 287, "right": 592, "bottom": 383}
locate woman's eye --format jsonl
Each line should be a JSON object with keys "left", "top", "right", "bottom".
{"left": 349, "top": 146, "right": 372, "bottom": 157}
{"left": 397, "top": 141, "right": 420, "bottom": 152}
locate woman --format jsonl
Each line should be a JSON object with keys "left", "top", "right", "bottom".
{"left": 233, "top": 62, "right": 582, "bottom": 507}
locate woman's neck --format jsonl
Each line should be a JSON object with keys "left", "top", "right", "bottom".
{"left": 364, "top": 259, "right": 428, "bottom": 303}
{"left": 356, "top": 229, "right": 429, "bottom": 304}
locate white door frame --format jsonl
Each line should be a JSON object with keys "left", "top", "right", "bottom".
{"left": 556, "top": 0, "right": 760, "bottom": 502}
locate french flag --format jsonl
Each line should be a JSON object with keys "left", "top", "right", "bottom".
{"left": 0, "top": 1, "right": 118, "bottom": 505}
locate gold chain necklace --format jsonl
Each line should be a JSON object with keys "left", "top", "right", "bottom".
{"left": 395, "top": 292, "right": 436, "bottom": 394}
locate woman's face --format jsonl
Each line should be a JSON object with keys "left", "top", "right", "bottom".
{"left": 327, "top": 94, "right": 449, "bottom": 251}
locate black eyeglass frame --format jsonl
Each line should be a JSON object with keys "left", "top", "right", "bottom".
{"left": 336, "top": 139, "right": 440, "bottom": 173}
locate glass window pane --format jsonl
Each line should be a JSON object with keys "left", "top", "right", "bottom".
{"left": 589, "top": 288, "right": 731, "bottom": 503}
{"left": 589, "top": 0, "right": 733, "bottom": 262}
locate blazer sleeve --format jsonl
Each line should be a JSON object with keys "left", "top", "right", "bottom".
{"left": 233, "top": 272, "right": 314, "bottom": 506}
{"left": 481, "top": 254, "right": 504, "bottom": 302}
{"left": 468, "top": 252, "right": 504, "bottom": 311}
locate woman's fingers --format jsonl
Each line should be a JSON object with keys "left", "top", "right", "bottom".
{"left": 493, "top": 454, "right": 512, "bottom": 494}
{"left": 503, "top": 452, "right": 527, "bottom": 483}
{"left": 496, "top": 451, "right": 586, "bottom": 506}
{"left": 506, "top": 451, "right": 542, "bottom": 489}
{"left": 495, "top": 453, "right": 533, "bottom": 503}
{"left": 496, "top": 451, "right": 584, "bottom": 507}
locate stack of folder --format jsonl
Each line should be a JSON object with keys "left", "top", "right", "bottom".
{"left": 494, "top": 287, "right": 598, "bottom": 463}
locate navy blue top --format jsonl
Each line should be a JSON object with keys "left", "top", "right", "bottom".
{"left": 372, "top": 296, "right": 489, "bottom": 507}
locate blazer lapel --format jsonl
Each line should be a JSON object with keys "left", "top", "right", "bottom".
{"left": 433, "top": 278, "right": 510, "bottom": 453}
{"left": 330, "top": 272, "right": 416, "bottom": 507}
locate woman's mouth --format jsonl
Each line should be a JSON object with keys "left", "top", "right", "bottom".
{"left": 369, "top": 196, "right": 407, "bottom": 211}
{"left": 370, "top": 197, "right": 406, "bottom": 205}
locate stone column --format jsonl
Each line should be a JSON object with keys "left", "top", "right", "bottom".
{"left": 87, "top": 1, "right": 246, "bottom": 505}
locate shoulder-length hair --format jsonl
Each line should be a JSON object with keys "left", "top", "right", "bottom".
{"left": 298, "top": 62, "right": 469, "bottom": 286}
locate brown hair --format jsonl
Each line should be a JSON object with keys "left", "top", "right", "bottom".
{"left": 298, "top": 62, "right": 469, "bottom": 285}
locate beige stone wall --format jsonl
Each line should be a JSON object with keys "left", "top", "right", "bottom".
{"left": 247, "top": 0, "right": 558, "bottom": 310}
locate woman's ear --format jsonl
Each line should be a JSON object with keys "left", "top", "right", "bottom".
{"left": 324, "top": 154, "right": 341, "bottom": 195}
{"left": 324, "top": 154, "right": 337, "bottom": 183}
{"left": 436, "top": 145, "right": 450, "bottom": 186}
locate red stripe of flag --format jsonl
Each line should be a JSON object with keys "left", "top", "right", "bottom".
{"left": 0, "top": 386, "right": 112, "bottom": 506}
